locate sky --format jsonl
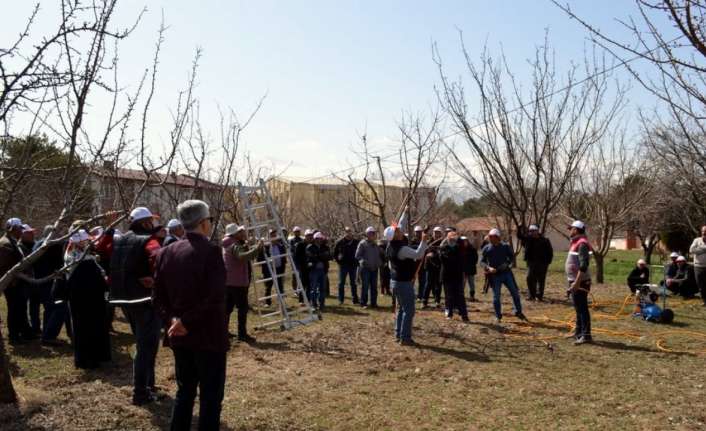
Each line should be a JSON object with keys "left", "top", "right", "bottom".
{"left": 2, "top": 1, "right": 675, "bottom": 185}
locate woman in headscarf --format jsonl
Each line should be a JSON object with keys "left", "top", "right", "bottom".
{"left": 64, "top": 229, "right": 111, "bottom": 369}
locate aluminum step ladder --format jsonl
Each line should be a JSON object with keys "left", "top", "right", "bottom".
{"left": 238, "top": 178, "right": 320, "bottom": 330}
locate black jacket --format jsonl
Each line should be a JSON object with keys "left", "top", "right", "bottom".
{"left": 462, "top": 242, "right": 478, "bottom": 275}
{"left": 0, "top": 235, "right": 23, "bottom": 288}
{"left": 387, "top": 238, "right": 416, "bottom": 282}
{"left": 334, "top": 237, "right": 358, "bottom": 267}
{"left": 109, "top": 231, "right": 152, "bottom": 305}
{"left": 439, "top": 242, "right": 464, "bottom": 283}
{"left": 306, "top": 242, "right": 331, "bottom": 270}
{"left": 521, "top": 235, "right": 553, "bottom": 266}
{"left": 627, "top": 266, "right": 649, "bottom": 289}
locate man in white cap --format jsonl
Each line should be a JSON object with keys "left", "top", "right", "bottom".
{"left": 0, "top": 218, "right": 35, "bottom": 344}
{"left": 109, "top": 206, "right": 164, "bottom": 405}
{"left": 665, "top": 252, "right": 680, "bottom": 279}
{"left": 689, "top": 225, "right": 706, "bottom": 306}
{"left": 163, "top": 219, "right": 185, "bottom": 247}
{"left": 289, "top": 227, "right": 304, "bottom": 292}
{"left": 306, "top": 231, "right": 331, "bottom": 310}
{"left": 518, "top": 224, "right": 553, "bottom": 301}
{"left": 222, "top": 223, "right": 263, "bottom": 342}
{"left": 665, "top": 255, "right": 698, "bottom": 297}
{"left": 384, "top": 225, "right": 428, "bottom": 345}
{"left": 421, "top": 226, "right": 445, "bottom": 308}
{"left": 334, "top": 227, "right": 359, "bottom": 305}
{"left": 627, "top": 258, "right": 650, "bottom": 294}
{"left": 566, "top": 220, "right": 593, "bottom": 345}
{"left": 411, "top": 226, "right": 426, "bottom": 300}
{"left": 294, "top": 229, "right": 315, "bottom": 304}
{"left": 480, "top": 228, "right": 527, "bottom": 324}
{"left": 355, "top": 227, "right": 383, "bottom": 308}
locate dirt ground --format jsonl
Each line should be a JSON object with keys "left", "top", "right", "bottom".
{"left": 1, "top": 271, "right": 706, "bottom": 430}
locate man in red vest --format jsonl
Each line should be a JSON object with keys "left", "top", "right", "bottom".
{"left": 565, "top": 220, "right": 593, "bottom": 345}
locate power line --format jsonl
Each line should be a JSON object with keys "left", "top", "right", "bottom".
{"left": 294, "top": 35, "right": 684, "bottom": 185}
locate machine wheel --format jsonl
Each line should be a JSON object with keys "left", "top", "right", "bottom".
{"left": 660, "top": 308, "right": 674, "bottom": 324}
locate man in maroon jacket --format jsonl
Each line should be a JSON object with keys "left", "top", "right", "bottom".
{"left": 153, "top": 200, "right": 227, "bottom": 431}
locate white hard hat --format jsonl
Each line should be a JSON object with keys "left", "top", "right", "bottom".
{"left": 70, "top": 229, "right": 90, "bottom": 244}
{"left": 225, "top": 223, "right": 245, "bottom": 236}
{"left": 569, "top": 220, "right": 586, "bottom": 230}
{"left": 529, "top": 224, "right": 539, "bottom": 231}
{"left": 637, "top": 259, "right": 646, "bottom": 266}
{"left": 313, "top": 232, "right": 325, "bottom": 240}
{"left": 304, "top": 229, "right": 314, "bottom": 236}
{"left": 292, "top": 226, "right": 302, "bottom": 232}
{"left": 21, "top": 224, "right": 36, "bottom": 233}
{"left": 6, "top": 218, "right": 22, "bottom": 229}
{"left": 670, "top": 252, "right": 679, "bottom": 258}
{"left": 676, "top": 255, "right": 687, "bottom": 263}
{"left": 130, "top": 207, "right": 153, "bottom": 222}
{"left": 383, "top": 226, "right": 396, "bottom": 241}
{"left": 365, "top": 226, "right": 377, "bottom": 234}
{"left": 433, "top": 226, "right": 443, "bottom": 233}
{"left": 167, "top": 219, "right": 182, "bottom": 229}
{"left": 414, "top": 225, "right": 423, "bottom": 232}
{"left": 488, "top": 228, "right": 501, "bottom": 237}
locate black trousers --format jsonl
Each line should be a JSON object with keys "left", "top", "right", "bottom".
{"left": 526, "top": 264, "right": 549, "bottom": 299}
{"left": 571, "top": 281, "right": 591, "bottom": 339}
{"left": 264, "top": 266, "right": 285, "bottom": 305}
{"left": 695, "top": 266, "right": 706, "bottom": 305}
{"left": 4, "top": 284, "right": 32, "bottom": 340}
{"left": 444, "top": 279, "right": 468, "bottom": 318}
{"left": 170, "top": 347, "right": 226, "bottom": 431}
{"left": 226, "top": 286, "right": 249, "bottom": 337}
{"left": 423, "top": 269, "right": 442, "bottom": 305}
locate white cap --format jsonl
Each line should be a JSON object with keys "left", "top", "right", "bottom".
{"left": 225, "top": 223, "right": 245, "bottom": 236}
{"left": 460, "top": 236, "right": 467, "bottom": 240}
{"left": 488, "top": 228, "right": 501, "bottom": 237}
{"left": 433, "top": 226, "right": 443, "bottom": 233}
{"left": 637, "top": 259, "right": 646, "bottom": 266}
{"left": 130, "top": 207, "right": 153, "bottom": 222}
{"left": 414, "top": 225, "right": 423, "bottom": 232}
{"left": 21, "top": 224, "right": 35, "bottom": 233}
{"left": 383, "top": 226, "right": 396, "bottom": 241}
{"left": 365, "top": 226, "right": 377, "bottom": 234}
{"left": 670, "top": 252, "right": 679, "bottom": 258}
{"left": 6, "top": 218, "right": 22, "bottom": 229}
{"left": 292, "top": 226, "right": 302, "bottom": 232}
{"left": 304, "top": 229, "right": 314, "bottom": 236}
{"left": 167, "top": 219, "right": 182, "bottom": 229}
{"left": 676, "top": 255, "right": 687, "bottom": 263}
{"left": 313, "top": 232, "right": 325, "bottom": 240}
{"left": 569, "top": 220, "right": 586, "bottom": 230}
{"left": 529, "top": 224, "right": 539, "bottom": 231}
{"left": 70, "top": 229, "right": 90, "bottom": 244}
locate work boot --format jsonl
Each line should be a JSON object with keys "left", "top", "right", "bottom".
{"left": 515, "top": 312, "right": 528, "bottom": 321}
{"left": 238, "top": 334, "right": 256, "bottom": 344}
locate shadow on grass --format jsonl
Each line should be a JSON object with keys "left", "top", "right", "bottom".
{"left": 0, "top": 402, "right": 44, "bottom": 431}
{"left": 249, "top": 341, "right": 292, "bottom": 352}
{"left": 322, "top": 305, "right": 367, "bottom": 317}
{"left": 415, "top": 343, "right": 491, "bottom": 363}
{"left": 592, "top": 339, "right": 658, "bottom": 353}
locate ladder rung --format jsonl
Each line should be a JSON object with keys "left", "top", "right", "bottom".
{"left": 246, "top": 220, "right": 277, "bottom": 231}
{"left": 247, "top": 203, "right": 269, "bottom": 211}
{"left": 257, "top": 293, "right": 283, "bottom": 301}
{"left": 258, "top": 319, "right": 287, "bottom": 328}
{"left": 255, "top": 272, "right": 293, "bottom": 283}
{"left": 260, "top": 310, "right": 283, "bottom": 318}
{"left": 254, "top": 253, "right": 290, "bottom": 265}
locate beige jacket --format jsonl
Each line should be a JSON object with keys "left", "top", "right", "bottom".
{"left": 689, "top": 237, "right": 706, "bottom": 268}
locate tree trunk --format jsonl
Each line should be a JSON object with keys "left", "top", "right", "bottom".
{"left": 594, "top": 253, "right": 605, "bottom": 284}
{"left": 0, "top": 330, "right": 17, "bottom": 403}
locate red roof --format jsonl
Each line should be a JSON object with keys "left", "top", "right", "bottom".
{"left": 94, "top": 167, "right": 222, "bottom": 190}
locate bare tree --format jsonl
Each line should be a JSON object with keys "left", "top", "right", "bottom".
{"left": 564, "top": 132, "right": 654, "bottom": 283}
{"left": 436, "top": 34, "right": 627, "bottom": 246}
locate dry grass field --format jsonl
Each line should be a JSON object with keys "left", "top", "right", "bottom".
{"left": 1, "top": 253, "right": 705, "bottom": 430}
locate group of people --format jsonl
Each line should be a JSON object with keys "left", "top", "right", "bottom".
{"left": 7, "top": 199, "right": 706, "bottom": 430}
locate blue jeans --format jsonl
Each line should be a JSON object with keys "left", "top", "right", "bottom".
{"left": 123, "top": 304, "right": 162, "bottom": 397}
{"left": 391, "top": 280, "right": 415, "bottom": 341}
{"left": 338, "top": 264, "right": 358, "bottom": 303}
{"left": 360, "top": 268, "right": 378, "bottom": 307}
{"left": 42, "top": 299, "right": 72, "bottom": 341}
{"left": 489, "top": 271, "right": 523, "bottom": 319}
{"left": 465, "top": 274, "right": 476, "bottom": 299}
{"left": 170, "top": 347, "right": 226, "bottom": 431}
{"left": 309, "top": 268, "right": 326, "bottom": 309}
